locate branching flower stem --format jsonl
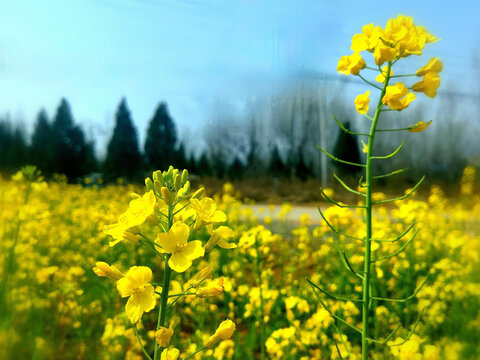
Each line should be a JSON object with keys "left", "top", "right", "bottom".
{"left": 153, "top": 205, "right": 174, "bottom": 360}
{"left": 362, "top": 60, "right": 392, "bottom": 360}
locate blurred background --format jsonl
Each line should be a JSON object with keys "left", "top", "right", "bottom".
{"left": 0, "top": 0, "right": 479, "bottom": 200}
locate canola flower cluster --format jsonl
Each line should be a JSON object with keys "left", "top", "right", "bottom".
{"left": 0, "top": 166, "right": 479, "bottom": 359}
{"left": 97, "top": 166, "right": 237, "bottom": 359}
{"left": 338, "top": 14, "right": 442, "bottom": 117}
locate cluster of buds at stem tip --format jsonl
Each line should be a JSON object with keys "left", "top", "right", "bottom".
{"left": 144, "top": 166, "right": 194, "bottom": 206}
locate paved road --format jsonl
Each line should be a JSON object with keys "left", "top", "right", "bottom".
{"left": 242, "top": 204, "right": 326, "bottom": 224}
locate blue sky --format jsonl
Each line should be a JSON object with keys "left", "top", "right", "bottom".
{"left": 0, "top": 0, "right": 478, "bottom": 153}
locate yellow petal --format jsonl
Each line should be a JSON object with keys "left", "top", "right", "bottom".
{"left": 212, "top": 211, "right": 227, "bottom": 223}
{"left": 409, "top": 120, "right": 432, "bottom": 133}
{"left": 156, "top": 232, "right": 177, "bottom": 254}
{"left": 217, "top": 240, "right": 237, "bottom": 249}
{"left": 125, "top": 285, "right": 156, "bottom": 323}
{"left": 170, "top": 222, "right": 190, "bottom": 246}
{"left": 161, "top": 348, "right": 180, "bottom": 360}
{"left": 169, "top": 253, "right": 192, "bottom": 273}
{"left": 180, "top": 240, "right": 205, "bottom": 261}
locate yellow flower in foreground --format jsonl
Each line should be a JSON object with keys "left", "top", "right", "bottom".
{"left": 116, "top": 266, "right": 156, "bottom": 323}
{"left": 160, "top": 348, "right": 180, "bottom": 360}
{"left": 354, "top": 90, "right": 370, "bottom": 114}
{"left": 412, "top": 72, "right": 440, "bottom": 98}
{"left": 196, "top": 278, "right": 224, "bottom": 298}
{"left": 337, "top": 52, "right": 366, "bottom": 75}
{"left": 409, "top": 120, "right": 432, "bottom": 133}
{"left": 155, "top": 324, "right": 174, "bottom": 347}
{"left": 191, "top": 197, "right": 227, "bottom": 229}
{"left": 155, "top": 222, "right": 205, "bottom": 273}
{"left": 103, "top": 191, "right": 156, "bottom": 246}
{"left": 376, "top": 66, "right": 393, "bottom": 83}
{"left": 204, "top": 319, "right": 236, "bottom": 348}
{"left": 416, "top": 57, "right": 443, "bottom": 76}
{"left": 204, "top": 225, "right": 236, "bottom": 252}
{"left": 382, "top": 82, "right": 415, "bottom": 110}
{"left": 93, "top": 262, "right": 124, "bottom": 281}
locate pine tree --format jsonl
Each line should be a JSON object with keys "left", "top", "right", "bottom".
{"left": 104, "top": 98, "right": 142, "bottom": 180}
{"left": 228, "top": 157, "right": 245, "bottom": 180}
{"left": 144, "top": 102, "right": 177, "bottom": 171}
{"left": 0, "top": 118, "right": 28, "bottom": 172}
{"left": 51, "top": 98, "right": 88, "bottom": 180}
{"left": 172, "top": 142, "right": 188, "bottom": 170}
{"left": 196, "top": 153, "right": 212, "bottom": 177}
{"left": 268, "top": 145, "right": 288, "bottom": 178}
{"left": 30, "top": 109, "right": 52, "bottom": 174}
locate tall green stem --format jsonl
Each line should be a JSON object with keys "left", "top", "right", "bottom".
{"left": 154, "top": 205, "right": 173, "bottom": 360}
{"left": 362, "top": 61, "right": 391, "bottom": 360}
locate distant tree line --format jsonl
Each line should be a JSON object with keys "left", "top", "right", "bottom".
{"left": 1, "top": 80, "right": 477, "bottom": 183}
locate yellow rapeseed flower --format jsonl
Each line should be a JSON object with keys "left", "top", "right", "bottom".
{"left": 160, "top": 348, "right": 180, "bottom": 360}
{"left": 155, "top": 324, "right": 174, "bottom": 347}
{"left": 416, "top": 57, "right": 443, "bottom": 76}
{"left": 337, "top": 52, "right": 366, "bottom": 75}
{"left": 408, "top": 120, "right": 432, "bottom": 133}
{"left": 204, "top": 319, "right": 236, "bottom": 348}
{"left": 116, "top": 266, "right": 156, "bottom": 323}
{"left": 196, "top": 278, "right": 224, "bottom": 298}
{"left": 354, "top": 90, "right": 370, "bottom": 114}
{"left": 412, "top": 72, "right": 440, "bottom": 98}
{"left": 103, "top": 191, "right": 156, "bottom": 246}
{"left": 155, "top": 222, "right": 205, "bottom": 273}
{"left": 190, "top": 197, "right": 227, "bottom": 229}
{"left": 382, "top": 82, "right": 415, "bottom": 110}
{"left": 204, "top": 225, "right": 236, "bottom": 252}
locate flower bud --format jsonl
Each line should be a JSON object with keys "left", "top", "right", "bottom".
{"left": 188, "top": 266, "right": 212, "bottom": 288}
{"left": 177, "top": 181, "right": 190, "bottom": 199}
{"left": 161, "top": 187, "right": 174, "bottom": 206}
{"left": 153, "top": 170, "right": 163, "bottom": 183}
{"left": 93, "top": 262, "right": 124, "bottom": 281}
{"left": 154, "top": 180, "right": 162, "bottom": 194}
{"left": 174, "top": 174, "right": 181, "bottom": 191}
{"left": 204, "top": 319, "right": 236, "bottom": 348}
{"left": 145, "top": 178, "right": 154, "bottom": 191}
{"left": 192, "top": 188, "right": 205, "bottom": 199}
{"left": 181, "top": 169, "right": 188, "bottom": 185}
{"left": 196, "top": 278, "right": 224, "bottom": 298}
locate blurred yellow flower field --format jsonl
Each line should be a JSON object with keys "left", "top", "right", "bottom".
{"left": 0, "top": 166, "right": 479, "bottom": 359}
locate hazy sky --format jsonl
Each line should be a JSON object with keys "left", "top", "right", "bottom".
{"left": 0, "top": 0, "right": 478, "bottom": 153}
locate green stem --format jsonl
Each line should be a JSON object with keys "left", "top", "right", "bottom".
{"left": 134, "top": 325, "right": 153, "bottom": 360}
{"left": 153, "top": 205, "right": 174, "bottom": 360}
{"left": 362, "top": 61, "right": 392, "bottom": 360}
